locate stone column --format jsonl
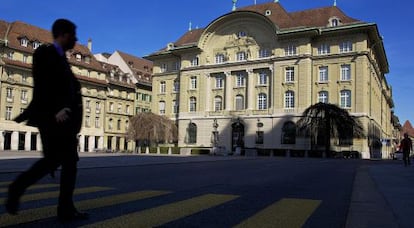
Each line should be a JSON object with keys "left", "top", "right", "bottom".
{"left": 25, "top": 131, "right": 31, "bottom": 151}
{"left": 99, "top": 136, "right": 104, "bottom": 149}
{"left": 89, "top": 136, "right": 94, "bottom": 152}
{"left": 247, "top": 69, "right": 255, "bottom": 110}
{"left": 225, "top": 72, "right": 232, "bottom": 111}
{"left": 0, "top": 131, "right": 4, "bottom": 150}
{"left": 205, "top": 73, "right": 211, "bottom": 112}
{"left": 79, "top": 135, "right": 85, "bottom": 152}
{"left": 37, "top": 134, "right": 42, "bottom": 151}
{"left": 11, "top": 131, "right": 18, "bottom": 150}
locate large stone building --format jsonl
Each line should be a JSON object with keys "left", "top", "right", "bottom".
{"left": 0, "top": 20, "right": 152, "bottom": 153}
{"left": 146, "top": 1, "right": 397, "bottom": 159}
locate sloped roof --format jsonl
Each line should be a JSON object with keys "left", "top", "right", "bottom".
{"left": 116, "top": 50, "right": 153, "bottom": 83}
{"left": 149, "top": 2, "right": 362, "bottom": 56}
{"left": 4, "top": 20, "right": 105, "bottom": 72}
{"left": 402, "top": 121, "right": 414, "bottom": 137}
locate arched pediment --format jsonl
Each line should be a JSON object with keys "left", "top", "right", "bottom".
{"left": 198, "top": 11, "right": 279, "bottom": 51}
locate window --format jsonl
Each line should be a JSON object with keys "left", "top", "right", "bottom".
{"left": 22, "top": 73, "right": 28, "bottom": 82}
{"left": 282, "top": 122, "right": 296, "bottom": 144}
{"left": 214, "top": 96, "right": 223, "bottom": 111}
{"left": 6, "top": 107, "right": 12, "bottom": 120}
{"left": 285, "top": 67, "right": 295, "bottom": 82}
{"left": 318, "top": 91, "right": 329, "bottom": 103}
{"left": 235, "top": 95, "right": 244, "bottom": 111}
{"left": 285, "top": 91, "right": 295, "bottom": 109}
{"left": 117, "top": 103, "right": 122, "bottom": 113}
{"left": 340, "top": 90, "right": 351, "bottom": 108}
{"left": 215, "top": 54, "right": 225, "bottom": 63}
{"left": 259, "top": 49, "right": 270, "bottom": 58}
{"left": 109, "top": 118, "right": 113, "bottom": 130}
{"left": 340, "top": 64, "right": 351, "bottom": 81}
{"left": 340, "top": 41, "right": 352, "bottom": 53}
{"left": 258, "top": 71, "right": 267, "bottom": 85}
{"left": 236, "top": 51, "right": 247, "bottom": 61}
{"left": 236, "top": 73, "right": 245, "bottom": 87}
{"left": 125, "top": 120, "right": 129, "bottom": 131}
{"left": 85, "top": 116, "right": 90, "bottom": 127}
{"left": 216, "top": 76, "right": 224, "bottom": 89}
{"left": 187, "top": 123, "right": 197, "bottom": 144}
{"left": 23, "top": 55, "right": 28, "bottom": 63}
{"left": 318, "top": 44, "right": 330, "bottom": 55}
{"left": 6, "top": 88, "right": 13, "bottom": 102}
{"left": 258, "top": 93, "right": 267, "bottom": 110}
{"left": 160, "top": 63, "right": 168, "bottom": 73}
{"left": 20, "top": 38, "right": 28, "bottom": 47}
{"left": 85, "top": 100, "right": 91, "bottom": 112}
{"left": 33, "top": 41, "right": 40, "bottom": 49}
{"left": 85, "top": 56, "right": 91, "bottom": 64}
{"left": 159, "top": 101, "right": 166, "bottom": 115}
{"left": 191, "top": 57, "right": 199, "bottom": 66}
{"left": 7, "top": 52, "right": 13, "bottom": 60}
{"left": 190, "top": 76, "right": 197, "bottom": 89}
{"left": 189, "top": 97, "right": 197, "bottom": 112}
{"left": 160, "top": 81, "right": 166, "bottom": 93}
{"left": 285, "top": 44, "right": 297, "bottom": 56}
{"left": 126, "top": 105, "right": 130, "bottom": 114}
{"left": 109, "top": 102, "right": 114, "bottom": 112}
{"left": 172, "top": 100, "right": 178, "bottom": 114}
{"left": 256, "top": 131, "right": 264, "bottom": 144}
{"left": 96, "top": 102, "right": 101, "bottom": 113}
{"left": 76, "top": 54, "right": 82, "bottom": 61}
{"left": 173, "top": 80, "right": 179, "bottom": 92}
{"left": 331, "top": 19, "right": 339, "bottom": 27}
{"left": 21, "top": 90, "right": 28, "bottom": 103}
{"left": 319, "top": 66, "right": 328, "bottom": 82}
{"left": 95, "top": 117, "right": 100, "bottom": 128}
{"left": 172, "top": 62, "right": 180, "bottom": 71}
{"left": 117, "top": 119, "right": 121, "bottom": 130}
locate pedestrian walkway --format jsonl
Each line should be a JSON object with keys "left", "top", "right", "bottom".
{"left": 0, "top": 180, "right": 321, "bottom": 227}
{"left": 346, "top": 160, "right": 414, "bottom": 228}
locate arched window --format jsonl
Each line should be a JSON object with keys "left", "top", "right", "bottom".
{"left": 109, "top": 118, "right": 113, "bottom": 130}
{"left": 117, "top": 119, "right": 121, "bottom": 130}
{"left": 214, "top": 96, "right": 223, "bottom": 111}
{"left": 235, "top": 95, "right": 244, "bottom": 111}
{"left": 282, "top": 121, "right": 296, "bottom": 144}
{"left": 189, "top": 97, "right": 197, "bottom": 112}
{"left": 187, "top": 122, "right": 197, "bottom": 144}
{"left": 258, "top": 93, "right": 267, "bottom": 110}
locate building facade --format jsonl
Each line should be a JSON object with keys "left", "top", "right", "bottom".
{"left": 0, "top": 20, "right": 151, "bottom": 153}
{"left": 146, "top": 2, "right": 396, "bottom": 159}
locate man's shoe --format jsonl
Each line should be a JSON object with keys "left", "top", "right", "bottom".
{"left": 5, "top": 192, "right": 19, "bottom": 215}
{"left": 58, "top": 210, "right": 89, "bottom": 222}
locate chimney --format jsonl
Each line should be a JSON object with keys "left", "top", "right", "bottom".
{"left": 87, "top": 38, "right": 92, "bottom": 52}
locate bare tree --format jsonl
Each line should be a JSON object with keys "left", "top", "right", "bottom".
{"left": 127, "top": 112, "right": 177, "bottom": 146}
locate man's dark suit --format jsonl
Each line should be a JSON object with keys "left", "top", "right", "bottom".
{"left": 9, "top": 43, "right": 83, "bottom": 213}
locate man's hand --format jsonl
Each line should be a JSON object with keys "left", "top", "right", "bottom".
{"left": 55, "top": 108, "right": 71, "bottom": 123}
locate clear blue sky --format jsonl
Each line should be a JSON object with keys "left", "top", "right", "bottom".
{"left": 2, "top": 0, "right": 412, "bottom": 125}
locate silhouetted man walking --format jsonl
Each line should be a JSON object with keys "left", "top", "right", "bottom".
{"left": 401, "top": 133, "right": 412, "bottom": 167}
{"left": 5, "top": 19, "right": 88, "bottom": 222}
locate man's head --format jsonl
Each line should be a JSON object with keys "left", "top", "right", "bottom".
{"left": 52, "top": 19, "right": 77, "bottom": 51}
{"left": 404, "top": 133, "right": 409, "bottom": 138}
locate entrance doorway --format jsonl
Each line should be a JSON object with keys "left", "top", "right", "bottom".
{"left": 4, "top": 132, "right": 12, "bottom": 150}
{"left": 231, "top": 120, "right": 245, "bottom": 152}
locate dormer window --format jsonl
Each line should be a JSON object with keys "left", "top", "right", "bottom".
{"left": 33, "top": 41, "right": 41, "bottom": 49}
{"left": 20, "top": 38, "right": 28, "bottom": 47}
{"left": 85, "top": 56, "right": 91, "bottom": 64}
{"left": 76, "top": 53, "right": 82, "bottom": 61}
{"left": 236, "top": 51, "right": 247, "bottom": 61}
{"left": 215, "top": 53, "right": 225, "bottom": 64}
{"left": 191, "top": 56, "right": 199, "bottom": 66}
{"left": 329, "top": 17, "right": 341, "bottom": 27}
{"left": 265, "top": 10, "right": 272, "bottom": 16}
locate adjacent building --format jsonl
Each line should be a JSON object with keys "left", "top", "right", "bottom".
{"left": 0, "top": 20, "right": 152, "bottom": 153}
{"left": 146, "top": 2, "right": 397, "bottom": 159}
